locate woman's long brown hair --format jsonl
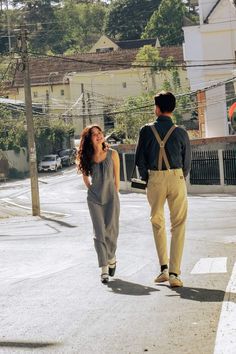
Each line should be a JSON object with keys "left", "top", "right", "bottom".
{"left": 76, "top": 125, "right": 106, "bottom": 176}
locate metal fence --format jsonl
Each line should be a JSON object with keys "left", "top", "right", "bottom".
{"left": 223, "top": 150, "right": 236, "bottom": 185}
{"left": 120, "top": 150, "right": 236, "bottom": 186}
{"left": 119, "top": 153, "right": 137, "bottom": 182}
{"left": 190, "top": 150, "right": 220, "bottom": 185}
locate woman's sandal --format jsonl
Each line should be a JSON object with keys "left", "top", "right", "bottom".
{"left": 101, "top": 273, "right": 109, "bottom": 284}
{"left": 108, "top": 262, "right": 116, "bottom": 277}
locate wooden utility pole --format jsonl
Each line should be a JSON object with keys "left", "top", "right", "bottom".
{"left": 19, "top": 27, "right": 40, "bottom": 216}
{"left": 87, "top": 92, "right": 92, "bottom": 124}
{"left": 81, "top": 83, "right": 86, "bottom": 129}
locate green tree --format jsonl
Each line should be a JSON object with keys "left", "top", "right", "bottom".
{"left": 134, "top": 45, "right": 175, "bottom": 91}
{"left": 53, "top": 2, "right": 107, "bottom": 53}
{"left": 0, "top": 105, "right": 74, "bottom": 156}
{"left": 103, "top": 0, "right": 160, "bottom": 40}
{"left": 1, "top": 2, "right": 28, "bottom": 54}
{"left": 112, "top": 89, "right": 193, "bottom": 142}
{"left": 5, "top": 0, "right": 107, "bottom": 54}
{"left": 35, "top": 117, "right": 74, "bottom": 157}
{"left": 0, "top": 106, "right": 27, "bottom": 151}
{"left": 135, "top": 45, "right": 165, "bottom": 73}
{"left": 111, "top": 94, "right": 154, "bottom": 143}
{"left": 185, "top": 0, "right": 199, "bottom": 21}
{"left": 0, "top": 10, "right": 9, "bottom": 54}
{"left": 11, "top": 0, "right": 61, "bottom": 53}
{"left": 142, "top": 0, "right": 192, "bottom": 45}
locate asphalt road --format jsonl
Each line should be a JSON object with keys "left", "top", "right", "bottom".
{"left": 0, "top": 169, "right": 235, "bottom": 354}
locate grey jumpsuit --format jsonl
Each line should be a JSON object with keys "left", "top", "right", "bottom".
{"left": 87, "top": 149, "right": 120, "bottom": 267}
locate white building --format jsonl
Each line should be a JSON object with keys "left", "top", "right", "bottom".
{"left": 183, "top": 0, "right": 236, "bottom": 137}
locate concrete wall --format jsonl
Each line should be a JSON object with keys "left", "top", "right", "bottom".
{"left": 205, "top": 0, "right": 236, "bottom": 25}
{"left": 68, "top": 68, "right": 187, "bottom": 102}
{"left": 199, "top": 0, "right": 217, "bottom": 24}
{"left": 8, "top": 84, "right": 71, "bottom": 116}
{"left": 4, "top": 148, "right": 29, "bottom": 173}
{"left": 114, "top": 136, "right": 236, "bottom": 153}
{"left": 205, "top": 86, "right": 229, "bottom": 137}
{"left": 191, "top": 135, "right": 236, "bottom": 150}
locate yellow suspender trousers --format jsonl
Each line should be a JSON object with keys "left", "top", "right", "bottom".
{"left": 146, "top": 125, "right": 188, "bottom": 275}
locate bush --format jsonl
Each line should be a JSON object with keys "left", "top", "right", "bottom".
{"left": 8, "top": 167, "right": 28, "bottom": 179}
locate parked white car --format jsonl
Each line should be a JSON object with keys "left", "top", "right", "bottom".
{"left": 38, "top": 154, "right": 62, "bottom": 172}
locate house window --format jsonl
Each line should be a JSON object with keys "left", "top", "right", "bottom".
{"left": 122, "top": 82, "right": 127, "bottom": 88}
{"left": 61, "top": 89, "right": 65, "bottom": 96}
{"left": 33, "top": 91, "right": 38, "bottom": 98}
{"left": 96, "top": 47, "right": 114, "bottom": 53}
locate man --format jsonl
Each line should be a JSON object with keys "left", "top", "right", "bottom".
{"left": 135, "top": 91, "right": 191, "bottom": 287}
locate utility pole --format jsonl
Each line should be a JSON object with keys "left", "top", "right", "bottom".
{"left": 18, "top": 27, "right": 40, "bottom": 216}
{"left": 81, "top": 83, "right": 86, "bottom": 129}
{"left": 87, "top": 92, "right": 92, "bottom": 124}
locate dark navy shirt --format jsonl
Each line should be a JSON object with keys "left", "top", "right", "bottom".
{"left": 135, "top": 115, "right": 191, "bottom": 181}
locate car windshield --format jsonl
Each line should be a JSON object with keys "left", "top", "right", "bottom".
{"left": 42, "top": 156, "right": 56, "bottom": 161}
{"left": 58, "top": 150, "right": 71, "bottom": 157}
{"left": 58, "top": 151, "right": 68, "bottom": 157}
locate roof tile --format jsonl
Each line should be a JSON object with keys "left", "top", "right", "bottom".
{"left": 11, "top": 47, "right": 183, "bottom": 88}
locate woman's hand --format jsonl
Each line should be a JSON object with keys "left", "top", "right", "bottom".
{"left": 82, "top": 174, "right": 91, "bottom": 189}
{"left": 112, "top": 149, "right": 120, "bottom": 192}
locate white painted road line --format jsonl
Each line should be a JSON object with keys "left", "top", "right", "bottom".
{"left": 191, "top": 257, "right": 227, "bottom": 274}
{"left": 214, "top": 262, "right": 236, "bottom": 354}
{"left": 1, "top": 198, "right": 70, "bottom": 217}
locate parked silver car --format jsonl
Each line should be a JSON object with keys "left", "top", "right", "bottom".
{"left": 38, "top": 154, "right": 62, "bottom": 172}
{"left": 57, "top": 149, "right": 76, "bottom": 167}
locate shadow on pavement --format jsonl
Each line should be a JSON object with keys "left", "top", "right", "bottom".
{"left": 164, "top": 285, "right": 225, "bottom": 302}
{"left": 40, "top": 215, "right": 77, "bottom": 228}
{"left": 0, "top": 341, "right": 60, "bottom": 348}
{"left": 107, "top": 278, "right": 160, "bottom": 296}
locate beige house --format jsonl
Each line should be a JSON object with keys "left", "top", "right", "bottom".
{"left": 8, "top": 38, "right": 186, "bottom": 136}
{"left": 89, "top": 34, "right": 160, "bottom": 53}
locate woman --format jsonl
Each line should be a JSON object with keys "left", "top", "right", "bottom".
{"left": 77, "top": 125, "right": 120, "bottom": 284}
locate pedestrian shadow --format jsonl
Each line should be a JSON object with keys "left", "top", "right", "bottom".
{"left": 0, "top": 341, "right": 59, "bottom": 349}
{"left": 160, "top": 285, "right": 226, "bottom": 302}
{"left": 107, "top": 278, "right": 159, "bottom": 296}
{"left": 40, "top": 215, "right": 77, "bottom": 228}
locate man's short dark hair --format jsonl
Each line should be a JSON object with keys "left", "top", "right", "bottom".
{"left": 154, "top": 91, "right": 176, "bottom": 113}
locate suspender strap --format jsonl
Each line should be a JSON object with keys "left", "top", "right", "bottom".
{"left": 150, "top": 125, "right": 176, "bottom": 170}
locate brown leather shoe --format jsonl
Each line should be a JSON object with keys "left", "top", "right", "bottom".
{"left": 154, "top": 269, "right": 169, "bottom": 283}
{"left": 169, "top": 274, "right": 183, "bottom": 287}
